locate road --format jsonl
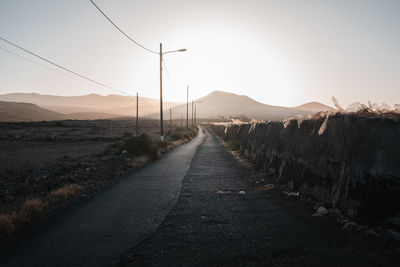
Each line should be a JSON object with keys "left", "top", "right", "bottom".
{"left": 3, "top": 128, "right": 205, "bottom": 267}
{"left": 4, "top": 127, "right": 395, "bottom": 266}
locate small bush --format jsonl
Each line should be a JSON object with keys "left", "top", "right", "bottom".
{"left": 130, "top": 155, "right": 150, "bottom": 168}
{"left": 167, "top": 127, "right": 197, "bottom": 141}
{"left": 0, "top": 214, "right": 15, "bottom": 239}
{"left": 54, "top": 121, "right": 65, "bottom": 127}
{"left": 104, "top": 133, "right": 160, "bottom": 160}
{"left": 18, "top": 199, "right": 47, "bottom": 223}
{"left": 49, "top": 184, "right": 84, "bottom": 204}
{"left": 226, "top": 140, "right": 240, "bottom": 151}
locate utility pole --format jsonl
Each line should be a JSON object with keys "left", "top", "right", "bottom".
{"left": 181, "top": 114, "right": 183, "bottom": 127}
{"left": 169, "top": 107, "right": 172, "bottom": 132}
{"left": 159, "top": 45, "right": 186, "bottom": 139}
{"left": 159, "top": 43, "right": 164, "bottom": 140}
{"left": 136, "top": 92, "right": 139, "bottom": 136}
{"left": 186, "top": 85, "right": 189, "bottom": 129}
{"left": 191, "top": 99, "right": 194, "bottom": 127}
{"left": 194, "top": 104, "right": 197, "bottom": 127}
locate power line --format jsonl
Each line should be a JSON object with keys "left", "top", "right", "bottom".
{"left": 0, "top": 45, "right": 86, "bottom": 82}
{"left": 162, "top": 58, "right": 176, "bottom": 89}
{"left": 90, "top": 0, "right": 158, "bottom": 54}
{"left": 0, "top": 36, "right": 130, "bottom": 95}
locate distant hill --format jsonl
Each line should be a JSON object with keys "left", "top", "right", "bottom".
{"left": 0, "top": 101, "right": 65, "bottom": 122}
{"left": 151, "top": 90, "right": 313, "bottom": 121}
{"left": 0, "top": 93, "right": 181, "bottom": 117}
{"left": 0, "top": 92, "right": 333, "bottom": 122}
{"left": 295, "top": 101, "right": 335, "bottom": 113}
{"left": 0, "top": 101, "right": 122, "bottom": 122}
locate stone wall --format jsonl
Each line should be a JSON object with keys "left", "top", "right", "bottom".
{"left": 210, "top": 114, "right": 400, "bottom": 219}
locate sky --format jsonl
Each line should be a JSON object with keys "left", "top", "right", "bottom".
{"left": 0, "top": 0, "right": 399, "bottom": 107}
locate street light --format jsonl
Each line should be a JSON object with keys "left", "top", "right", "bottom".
{"left": 159, "top": 43, "right": 187, "bottom": 141}
{"left": 192, "top": 100, "right": 202, "bottom": 127}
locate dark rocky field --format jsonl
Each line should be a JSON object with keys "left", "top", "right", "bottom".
{"left": 0, "top": 118, "right": 195, "bottom": 242}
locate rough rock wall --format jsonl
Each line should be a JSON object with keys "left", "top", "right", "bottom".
{"left": 211, "top": 114, "right": 400, "bottom": 219}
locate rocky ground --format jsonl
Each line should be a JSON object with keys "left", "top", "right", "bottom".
{"left": 0, "top": 118, "right": 194, "bottom": 242}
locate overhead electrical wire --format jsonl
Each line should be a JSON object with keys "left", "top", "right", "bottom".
{"left": 0, "top": 36, "right": 130, "bottom": 96}
{"left": 162, "top": 58, "right": 176, "bottom": 89}
{"left": 0, "top": 45, "right": 77, "bottom": 80}
{"left": 90, "top": 0, "right": 158, "bottom": 54}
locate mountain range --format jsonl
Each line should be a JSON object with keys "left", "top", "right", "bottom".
{"left": 0, "top": 91, "right": 334, "bottom": 122}
{"left": 0, "top": 93, "right": 180, "bottom": 118}
{"left": 153, "top": 91, "right": 333, "bottom": 121}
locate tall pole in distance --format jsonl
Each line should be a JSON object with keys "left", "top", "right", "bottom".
{"left": 159, "top": 43, "right": 164, "bottom": 140}
{"left": 169, "top": 107, "right": 172, "bottom": 131}
{"left": 194, "top": 104, "right": 197, "bottom": 127}
{"left": 192, "top": 99, "right": 193, "bottom": 127}
{"left": 136, "top": 92, "right": 139, "bottom": 136}
{"left": 186, "top": 85, "right": 189, "bottom": 129}
{"left": 181, "top": 114, "right": 183, "bottom": 127}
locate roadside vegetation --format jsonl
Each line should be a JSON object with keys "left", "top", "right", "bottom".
{"left": 167, "top": 127, "right": 197, "bottom": 141}
{"left": 0, "top": 125, "right": 198, "bottom": 242}
{"left": 225, "top": 140, "right": 240, "bottom": 151}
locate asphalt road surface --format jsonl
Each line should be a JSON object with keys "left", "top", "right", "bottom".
{"left": 4, "top": 127, "right": 396, "bottom": 266}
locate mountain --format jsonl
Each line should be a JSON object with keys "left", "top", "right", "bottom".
{"left": 0, "top": 101, "right": 65, "bottom": 122}
{"left": 295, "top": 101, "right": 335, "bottom": 113}
{"left": 153, "top": 90, "right": 313, "bottom": 121}
{"left": 0, "top": 91, "right": 331, "bottom": 122}
{"left": 0, "top": 101, "right": 124, "bottom": 122}
{"left": 0, "top": 93, "right": 181, "bottom": 117}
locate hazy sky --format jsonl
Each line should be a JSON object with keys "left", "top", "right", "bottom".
{"left": 0, "top": 0, "right": 399, "bottom": 107}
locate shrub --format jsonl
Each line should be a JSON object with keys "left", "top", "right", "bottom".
{"left": 18, "top": 199, "right": 47, "bottom": 223}
{"left": 104, "top": 133, "right": 159, "bottom": 160}
{"left": 167, "top": 127, "right": 197, "bottom": 141}
{"left": 54, "top": 121, "right": 65, "bottom": 127}
{"left": 0, "top": 214, "right": 15, "bottom": 239}
{"left": 226, "top": 140, "right": 240, "bottom": 151}
{"left": 49, "top": 184, "right": 84, "bottom": 204}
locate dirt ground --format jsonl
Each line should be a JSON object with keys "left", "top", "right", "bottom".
{"left": 0, "top": 118, "right": 168, "bottom": 215}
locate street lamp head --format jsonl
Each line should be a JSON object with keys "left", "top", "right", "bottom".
{"left": 178, "top": 48, "right": 187, "bottom": 52}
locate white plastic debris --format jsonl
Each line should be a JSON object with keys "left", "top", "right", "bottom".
{"left": 318, "top": 113, "right": 330, "bottom": 135}
{"left": 283, "top": 119, "right": 291, "bottom": 129}
{"left": 238, "top": 190, "right": 246, "bottom": 194}
{"left": 332, "top": 96, "right": 345, "bottom": 112}
{"left": 296, "top": 115, "right": 305, "bottom": 128}
{"left": 312, "top": 206, "right": 328, "bottom": 217}
{"left": 215, "top": 189, "right": 231, "bottom": 194}
{"left": 332, "top": 97, "right": 400, "bottom": 116}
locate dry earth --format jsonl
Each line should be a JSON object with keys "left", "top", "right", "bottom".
{"left": 0, "top": 118, "right": 190, "bottom": 242}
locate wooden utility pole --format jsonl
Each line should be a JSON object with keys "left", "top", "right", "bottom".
{"left": 181, "top": 114, "right": 183, "bottom": 127}
{"left": 186, "top": 85, "right": 189, "bottom": 129}
{"left": 169, "top": 107, "right": 172, "bottom": 131}
{"left": 159, "top": 43, "right": 164, "bottom": 140}
{"left": 136, "top": 92, "right": 139, "bottom": 136}
{"left": 194, "top": 104, "right": 197, "bottom": 127}
{"left": 191, "top": 99, "right": 194, "bottom": 127}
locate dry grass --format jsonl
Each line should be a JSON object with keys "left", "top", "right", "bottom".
{"left": 17, "top": 199, "right": 48, "bottom": 224}
{"left": 1, "top": 185, "right": 85, "bottom": 240}
{"left": 130, "top": 155, "right": 150, "bottom": 168}
{"left": 255, "top": 184, "right": 277, "bottom": 192}
{"left": 49, "top": 184, "right": 84, "bottom": 205}
{"left": 168, "top": 140, "right": 185, "bottom": 150}
{"left": 0, "top": 214, "right": 15, "bottom": 239}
